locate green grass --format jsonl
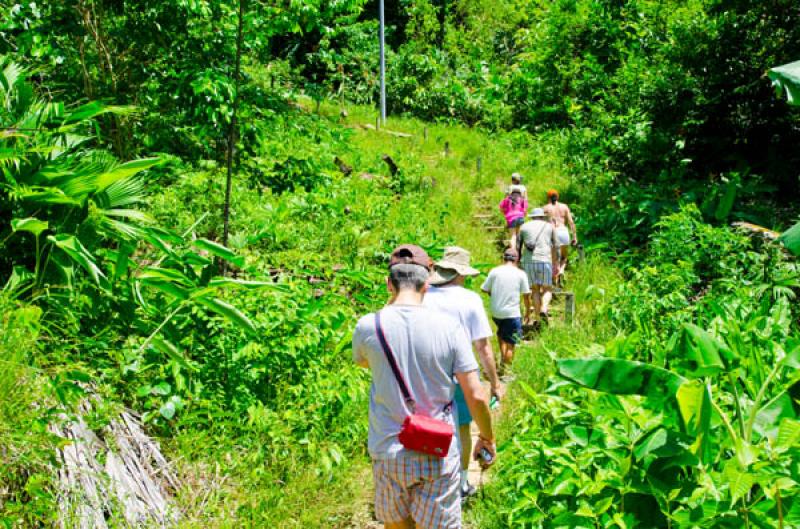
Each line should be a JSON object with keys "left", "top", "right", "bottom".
{"left": 465, "top": 254, "right": 623, "bottom": 528}
{"left": 0, "top": 298, "right": 57, "bottom": 527}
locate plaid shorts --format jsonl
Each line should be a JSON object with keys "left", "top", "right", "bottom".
{"left": 523, "top": 261, "right": 553, "bottom": 287}
{"left": 372, "top": 453, "right": 461, "bottom": 528}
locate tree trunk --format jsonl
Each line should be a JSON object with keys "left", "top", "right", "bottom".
{"left": 222, "top": 0, "right": 246, "bottom": 273}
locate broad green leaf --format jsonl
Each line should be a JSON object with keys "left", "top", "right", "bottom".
{"left": 138, "top": 267, "right": 193, "bottom": 286}
{"left": 778, "top": 220, "right": 800, "bottom": 257}
{"left": 675, "top": 324, "right": 730, "bottom": 376}
{"left": 139, "top": 280, "right": 190, "bottom": 300}
{"left": 11, "top": 217, "right": 48, "bottom": 236}
{"left": 676, "top": 379, "right": 713, "bottom": 461}
{"left": 556, "top": 357, "right": 685, "bottom": 402}
{"left": 193, "top": 238, "right": 245, "bottom": 267}
{"left": 2, "top": 266, "right": 35, "bottom": 295}
{"left": 195, "top": 297, "right": 257, "bottom": 335}
{"left": 753, "top": 389, "right": 798, "bottom": 440}
{"left": 17, "top": 187, "right": 81, "bottom": 205}
{"left": 775, "top": 418, "right": 800, "bottom": 451}
{"left": 47, "top": 234, "right": 107, "bottom": 287}
{"left": 633, "top": 428, "right": 687, "bottom": 460}
{"left": 158, "top": 395, "right": 182, "bottom": 420}
{"left": 150, "top": 336, "right": 199, "bottom": 373}
{"left": 769, "top": 60, "right": 800, "bottom": 106}
{"left": 723, "top": 461, "right": 754, "bottom": 507}
{"left": 209, "top": 277, "right": 280, "bottom": 289}
{"left": 565, "top": 425, "right": 589, "bottom": 447}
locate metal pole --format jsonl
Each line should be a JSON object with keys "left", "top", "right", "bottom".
{"left": 379, "top": 0, "right": 386, "bottom": 123}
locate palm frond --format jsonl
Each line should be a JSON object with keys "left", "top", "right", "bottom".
{"left": 95, "top": 177, "right": 146, "bottom": 209}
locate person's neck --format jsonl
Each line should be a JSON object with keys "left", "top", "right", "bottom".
{"left": 503, "top": 261, "right": 516, "bottom": 266}
{"left": 392, "top": 290, "right": 424, "bottom": 306}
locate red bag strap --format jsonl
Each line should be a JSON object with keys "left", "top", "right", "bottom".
{"left": 375, "top": 311, "right": 416, "bottom": 411}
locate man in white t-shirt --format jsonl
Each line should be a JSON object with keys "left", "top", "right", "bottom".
{"left": 481, "top": 248, "right": 530, "bottom": 369}
{"left": 423, "top": 246, "right": 502, "bottom": 500}
{"left": 518, "top": 208, "right": 559, "bottom": 325}
{"left": 353, "top": 244, "right": 495, "bottom": 529}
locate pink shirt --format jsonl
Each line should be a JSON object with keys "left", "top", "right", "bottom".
{"left": 499, "top": 196, "right": 528, "bottom": 224}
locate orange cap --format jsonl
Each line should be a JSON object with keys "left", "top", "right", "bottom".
{"left": 547, "top": 189, "right": 559, "bottom": 199}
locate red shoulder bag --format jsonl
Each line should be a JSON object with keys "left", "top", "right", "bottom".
{"left": 375, "top": 311, "right": 454, "bottom": 458}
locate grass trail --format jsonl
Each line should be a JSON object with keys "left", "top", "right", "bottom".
{"left": 319, "top": 105, "right": 573, "bottom": 528}
{"left": 169, "top": 102, "right": 578, "bottom": 527}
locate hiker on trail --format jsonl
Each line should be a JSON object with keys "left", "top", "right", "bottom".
{"left": 542, "top": 189, "right": 577, "bottom": 279}
{"left": 422, "top": 246, "right": 502, "bottom": 501}
{"left": 481, "top": 248, "right": 531, "bottom": 371}
{"left": 499, "top": 190, "right": 527, "bottom": 250}
{"left": 517, "top": 208, "right": 558, "bottom": 326}
{"left": 352, "top": 244, "right": 496, "bottom": 529}
{"left": 507, "top": 172, "right": 527, "bottom": 199}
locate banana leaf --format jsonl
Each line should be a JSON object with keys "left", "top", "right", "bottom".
{"left": 557, "top": 358, "right": 685, "bottom": 402}
{"left": 769, "top": 60, "right": 800, "bottom": 106}
{"left": 779, "top": 220, "right": 800, "bottom": 256}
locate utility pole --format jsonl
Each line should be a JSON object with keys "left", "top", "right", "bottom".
{"left": 379, "top": 0, "right": 386, "bottom": 124}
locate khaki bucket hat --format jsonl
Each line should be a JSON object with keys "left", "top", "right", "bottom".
{"left": 429, "top": 246, "right": 480, "bottom": 286}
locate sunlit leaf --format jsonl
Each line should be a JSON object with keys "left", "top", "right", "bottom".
{"left": 11, "top": 217, "right": 48, "bottom": 236}
{"left": 193, "top": 238, "right": 245, "bottom": 267}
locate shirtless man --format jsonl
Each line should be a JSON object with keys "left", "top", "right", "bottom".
{"left": 542, "top": 189, "right": 577, "bottom": 279}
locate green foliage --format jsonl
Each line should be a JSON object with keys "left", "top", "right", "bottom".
{"left": 472, "top": 207, "right": 800, "bottom": 529}
{"left": 0, "top": 297, "right": 59, "bottom": 527}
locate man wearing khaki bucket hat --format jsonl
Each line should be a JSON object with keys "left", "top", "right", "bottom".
{"left": 423, "top": 246, "right": 502, "bottom": 500}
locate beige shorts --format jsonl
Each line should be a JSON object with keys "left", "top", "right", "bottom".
{"left": 372, "top": 453, "right": 461, "bottom": 528}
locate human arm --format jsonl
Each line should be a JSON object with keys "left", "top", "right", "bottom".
{"left": 352, "top": 320, "right": 371, "bottom": 369}
{"left": 566, "top": 206, "right": 577, "bottom": 244}
{"left": 480, "top": 272, "right": 493, "bottom": 295}
{"left": 551, "top": 229, "right": 559, "bottom": 278}
{"left": 474, "top": 337, "right": 503, "bottom": 400}
{"left": 521, "top": 273, "right": 532, "bottom": 320}
{"left": 498, "top": 197, "right": 509, "bottom": 213}
{"left": 455, "top": 369, "right": 495, "bottom": 467}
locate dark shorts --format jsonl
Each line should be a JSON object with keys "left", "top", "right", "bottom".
{"left": 493, "top": 317, "right": 523, "bottom": 345}
{"left": 507, "top": 217, "right": 524, "bottom": 228}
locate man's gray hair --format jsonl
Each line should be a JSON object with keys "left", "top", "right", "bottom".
{"left": 389, "top": 263, "right": 429, "bottom": 292}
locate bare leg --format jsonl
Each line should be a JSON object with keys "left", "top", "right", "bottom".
{"left": 559, "top": 245, "right": 569, "bottom": 276}
{"left": 459, "top": 423, "right": 471, "bottom": 473}
{"left": 541, "top": 287, "right": 553, "bottom": 314}
{"left": 500, "top": 339, "right": 514, "bottom": 364}
{"left": 509, "top": 226, "right": 520, "bottom": 250}
{"left": 385, "top": 519, "right": 415, "bottom": 529}
{"left": 532, "top": 289, "right": 542, "bottom": 319}
{"left": 524, "top": 293, "right": 534, "bottom": 324}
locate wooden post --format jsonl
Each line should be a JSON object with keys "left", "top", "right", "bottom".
{"left": 577, "top": 244, "right": 585, "bottom": 262}
{"left": 477, "top": 156, "right": 482, "bottom": 174}
{"left": 564, "top": 292, "right": 575, "bottom": 325}
{"left": 334, "top": 156, "right": 353, "bottom": 176}
{"left": 444, "top": 141, "right": 450, "bottom": 157}
{"left": 424, "top": 127, "right": 428, "bottom": 140}
{"left": 381, "top": 154, "right": 399, "bottom": 176}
